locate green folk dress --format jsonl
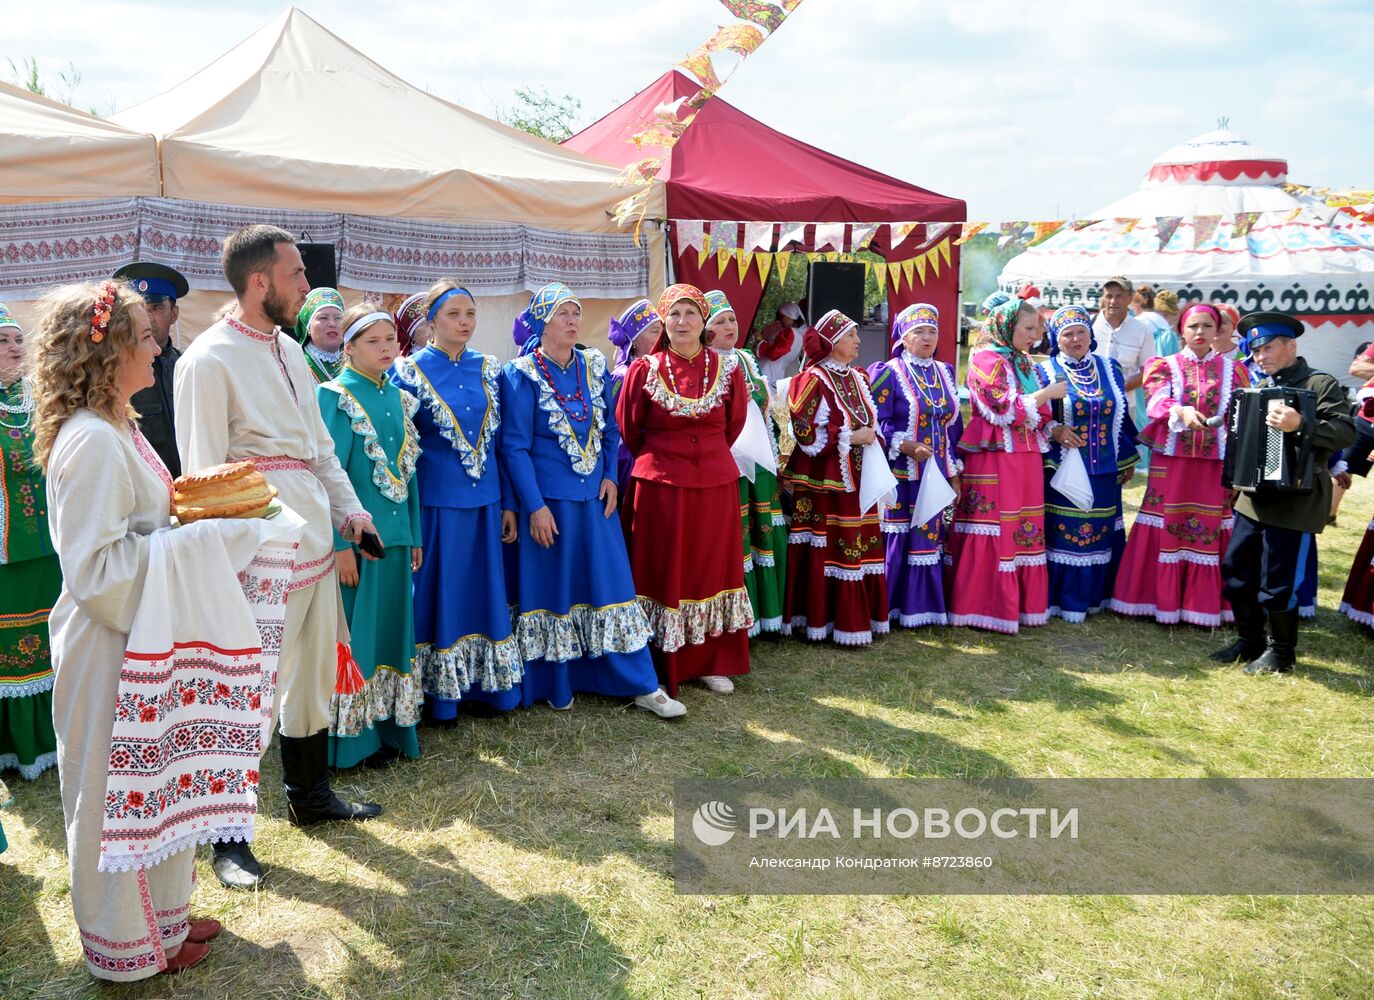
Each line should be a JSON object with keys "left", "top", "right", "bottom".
{"left": 0, "top": 376, "right": 60, "bottom": 781}
{"left": 734, "top": 350, "right": 788, "bottom": 635}
{"left": 318, "top": 367, "right": 424, "bottom": 768}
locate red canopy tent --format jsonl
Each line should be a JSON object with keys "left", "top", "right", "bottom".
{"left": 566, "top": 70, "right": 967, "bottom": 362}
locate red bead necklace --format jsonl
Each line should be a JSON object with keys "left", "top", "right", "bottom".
{"left": 534, "top": 348, "right": 590, "bottom": 423}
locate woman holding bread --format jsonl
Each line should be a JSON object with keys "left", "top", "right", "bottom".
{"left": 318, "top": 306, "right": 424, "bottom": 766}
{"left": 31, "top": 281, "right": 219, "bottom": 978}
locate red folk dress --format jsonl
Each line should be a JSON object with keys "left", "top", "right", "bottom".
{"left": 946, "top": 348, "right": 1052, "bottom": 633}
{"left": 1110, "top": 349, "right": 1250, "bottom": 626}
{"left": 782, "top": 360, "right": 890, "bottom": 645}
{"left": 618, "top": 345, "right": 753, "bottom": 696}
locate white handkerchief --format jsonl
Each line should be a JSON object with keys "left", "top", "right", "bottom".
{"left": 1050, "top": 446, "right": 1094, "bottom": 511}
{"left": 731, "top": 402, "right": 777, "bottom": 483}
{"left": 859, "top": 439, "right": 899, "bottom": 515}
{"left": 911, "top": 457, "right": 956, "bottom": 526}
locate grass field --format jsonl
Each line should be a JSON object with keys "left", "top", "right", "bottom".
{"left": 2, "top": 483, "right": 1373, "bottom": 1000}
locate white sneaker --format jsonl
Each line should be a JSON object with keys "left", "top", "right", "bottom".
{"left": 633, "top": 688, "right": 687, "bottom": 719}
{"left": 699, "top": 675, "right": 735, "bottom": 694}
{"left": 547, "top": 697, "right": 574, "bottom": 711}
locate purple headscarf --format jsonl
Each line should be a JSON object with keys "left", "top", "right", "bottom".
{"left": 608, "top": 299, "right": 660, "bottom": 369}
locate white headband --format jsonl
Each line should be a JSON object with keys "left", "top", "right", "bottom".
{"left": 343, "top": 311, "right": 393, "bottom": 344}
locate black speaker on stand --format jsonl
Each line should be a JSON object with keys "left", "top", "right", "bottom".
{"left": 807, "top": 260, "right": 866, "bottom": 326}
{"left": 298, "top": 242, "right": 338, "bottom": 289}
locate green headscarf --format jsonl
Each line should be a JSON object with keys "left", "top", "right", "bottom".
{"left": 294, "top": 287, "right": 344, "bottom": 344}
{"left": 987, "top": 299, "right": 1040, "bottom": 393}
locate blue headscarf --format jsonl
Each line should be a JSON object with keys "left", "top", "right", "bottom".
{"left": 513, "top": 282, "right": 580, "bottom": 357}
{"left": 1046, "top": 305, "right": 1097, "bottom": 356}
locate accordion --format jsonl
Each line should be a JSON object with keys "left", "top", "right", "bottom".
{"left": 1223, "top": 386, "right": 1317, "bottom": 494}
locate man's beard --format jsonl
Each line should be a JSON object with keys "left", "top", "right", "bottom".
{"left": 263, "top": 281, "right": 299, "bottom": 331}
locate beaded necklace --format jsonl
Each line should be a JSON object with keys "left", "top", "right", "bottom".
{"left": 816, "top": 360, "right": 873, "bottom": 428}
{"left": 0, "top": 377, "right": 34, "bottom": 431}
{"left": 659, "top": 345, "right": 716, "bottom": 402}
{"left": 902, "top": 353, "right": 949, "bottom": 413}
{"left": 1060, "top": 353, "right": 1103, "bottom": 399}
{"left": 533, "top": 347, "right": 590, "bottom": 423}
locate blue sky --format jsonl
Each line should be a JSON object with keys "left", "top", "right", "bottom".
{"left": 7, "top": 0, "right": 1372, "bottom": 219}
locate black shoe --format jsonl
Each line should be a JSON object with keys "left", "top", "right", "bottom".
{"left": 1244, "top": 607, "right": 1298, "bottom": 675}
{"left": 282, "top": 729, "right": 383, "bottom": 826}
{"left": 1209, "top": 601, "right": 1265, "bottom": 663}
{"left": 363, "top": 744, "right": 403, "bottom": 769}
{"left": 211, "top": 840, "right": 263, "bottom": 890}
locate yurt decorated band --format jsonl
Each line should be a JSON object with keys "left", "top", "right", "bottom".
{"left": 1212, "top": 311, "right": 1355, "bottom": 674}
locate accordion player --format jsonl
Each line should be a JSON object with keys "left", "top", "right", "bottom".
{"left": 1222, "top": 386, "right": 1318, "bottom": 494}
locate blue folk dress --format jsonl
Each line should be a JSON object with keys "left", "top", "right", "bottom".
{"left": 1039, "top": 352, "right": 1139, "bottom": 621}
{"left": 318, "top": 366, "right": 423, "bottom": 766}
{"left": 500, "top": 347, "right": 658, "bottom": 706}
{"left": 391, "top": 344, "right": 522, "bottom": 716}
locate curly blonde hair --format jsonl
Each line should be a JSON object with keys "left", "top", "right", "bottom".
{"left": 31, "top": 281, "right": 147, "bottom": 472}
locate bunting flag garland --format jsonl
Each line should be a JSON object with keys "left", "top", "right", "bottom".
{"left": 1155, "top": 216, "right": 1184, "bottom": 249}
{"left": 1193, "top": 215, "right": 1223, "bottom": 245}
{"left": 901, "top": 258, "right": 916, "bottom": 287}
{"left": 937, "top": 238, "right": 951, "bottom": 267}
{"left": 1232, "top": 211, "right": 1262, "bottom": 239}
{"left": 676, "top": 219, "right": 706, "bottom": 253}
{"left": 1117, "top": 218, "right": 1140, "bottom": 234}
{"left": 912, "top": 254, "right": 927, "bottom": 286}
{"left": 886, "top": 261, "right": 902, "bottom": 291}
{"left": 736, "top": 250, "right": 754, "bottom": 281}
{"left": 1071, "top": 219, "right": 1101, "bottom": 232}
{"left": 851, "top": 222, "right": 880, "bottom": 250}
{"left": 1028, "top": 221, "right": 1066, "bottom": 246}
{"left": 775, "top": 251, "right": 793, "bottom": 284}
{"left": 954, "top": 222, "right": 988, "bottom": 245}
{"left": 814, "top": 222, "right": 845, "bottom": 252}
{"left": 615, "top": 0, "right": 808, "bottom": 238}
{"left": 925, "top": 222, "right": 953, "bottom": 245}
{"left": 756, "top": 252, "right": 773, "bottom": 286}
{"left": 717, "top": 247, "right": 733, "bottom": 277}
{"left": 743, "top": 220, "right": 774, "bottom": 253}
{"left": 998, "top": 221, "right": 1027, "bottom": 249}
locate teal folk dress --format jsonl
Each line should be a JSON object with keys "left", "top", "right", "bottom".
{"left": 318, "top": 367, "right": 424, "bottom": 768}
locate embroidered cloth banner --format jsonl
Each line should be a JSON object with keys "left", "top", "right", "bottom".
{"left": 0, "top": 198, "right": 141, "bottom": 297}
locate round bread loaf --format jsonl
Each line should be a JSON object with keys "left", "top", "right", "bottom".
{"left": 173, "top": 460, "right": 278, "bottom": 522}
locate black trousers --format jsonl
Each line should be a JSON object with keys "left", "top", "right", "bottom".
{"left": 1222, "top": 512, "right": 1312, "bottom": 611}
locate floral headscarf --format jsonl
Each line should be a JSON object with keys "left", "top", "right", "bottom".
{"left": 513, "top": 282, "right": 579, "bottom": 357}
{"left": 293, "top": 287, "right": 344, "bottom": 344}
{"left": 704, "top": 290, "right": 736, "bottom": 326}
{"left": 393, "top": 292, "right": 427, "bottom": 355}
{"left": 653, "top": 284, "right": 710, "bottom": 351}
{"left": 987, "top": 299, "right": 1040, "bottom": 392}
{"left": 891, "top": 302, "right": 938, "bottom": 356}
{"left": 0, "top": 303, "right": 19, "bottom": 332}
{"left": 608, "top": 299, "right": 659, "bottom": 369}
{"left": 1046, "top": 305, "right": 1097, "bottom": 357}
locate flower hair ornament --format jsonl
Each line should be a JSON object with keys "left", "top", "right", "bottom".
{"left": 90, "top": 281, "right": 117, "bottom": 343}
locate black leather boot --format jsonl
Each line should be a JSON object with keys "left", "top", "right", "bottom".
{"left": 1209, "top": 600, "right": 1266, "bottom": 663}
{"left": 1245, "top": 607, "right": 1298, "bottom": 674}
{"left": 211, "top": 840, "right": 264, "bottom": 890}
{"left": 282, "top": 729, "right": 382, "bottom": 826}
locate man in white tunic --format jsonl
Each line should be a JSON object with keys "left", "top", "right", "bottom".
{"left": 175, "top": 225, "right": 382, "bottom": 890}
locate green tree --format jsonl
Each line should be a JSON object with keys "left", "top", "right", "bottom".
{"left": 499, "top": 86, "right": 583, "bottom": 143}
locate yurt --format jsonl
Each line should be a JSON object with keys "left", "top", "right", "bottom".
{"left": 1000, "top": 129, "right": 1374, "bottom": 385}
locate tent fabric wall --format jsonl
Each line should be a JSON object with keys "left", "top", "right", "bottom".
{"left": 0, "top": 83, "right": 158, "bottom": 204}
{"left": 111, "top": 8, "right": 663, "bottom": 230}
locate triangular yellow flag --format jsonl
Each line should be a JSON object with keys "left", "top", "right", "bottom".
{"left": 697, "top": 244, "right": 711, "bottom": 268}
{"left": 756, "top": 252, "right": 773, "bottom": 286}
{"left": 716, "top": 248, "right": 732, "bottom": 278}
{"left": 913, "top": 254, "right": 927, "bottom": 286}
{"left": 938, "top": 238, "right": 951, "bottom": 267}
{"left": 776, "top": 252, "right": 792, "bottom": 285}
{"left": 887, "top": 261, "right": 903, "bottom": 290}
{"left": 901, "top": 258, "right": 916, "bottom": 287}
{"left": 927, "top": 245, "right": 942, "bottom": 278}
{"left": 736, "top": 250, "right": 753, "bottom": 282}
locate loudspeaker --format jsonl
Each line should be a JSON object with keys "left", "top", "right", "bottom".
{"left": 807, "top": 261, "right": 865, "bottom": 327}
{"left": 298, "top": 243, "right": 338, "bottom": 289}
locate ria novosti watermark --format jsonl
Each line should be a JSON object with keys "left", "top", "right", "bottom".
{"left": 674, "top": 779, "right": 1374, "bottom": 894}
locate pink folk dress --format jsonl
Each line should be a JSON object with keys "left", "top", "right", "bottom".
{"left": 1110, "top": 349, "right": 1251, "bottom": 626}
{"left": 945, "top": 348, "right": 1051, "bottom": 633}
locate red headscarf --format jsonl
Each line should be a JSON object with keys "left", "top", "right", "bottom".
{"left": 393, "top": 292, "right": 426, "bottom": 355}
{"left": 803, "top": 308, "right": 857, "bottom": 365}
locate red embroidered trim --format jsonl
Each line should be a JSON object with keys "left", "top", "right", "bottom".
{"left": 83, "top": 945, "right": 160, "bottom": 974}
{"left": 249, "top": 455, "right": 311, "bottom": 473}
{"left": 226, "top": 316, "right": 279, "bottom": 343}
{"left": 135, "top": 866, "right": 169, "bottom": 972}
{"left": 288, "top": 562, "right": 335, "bottom": 593}
{"left": 130, "top": 422, "right": 174, "bottom": 501}
{"left": 340, "top": 512, "right": 370, "bottom": 535}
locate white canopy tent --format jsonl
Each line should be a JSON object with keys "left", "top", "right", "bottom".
{"left": 0, "top": 81, "right": 158, "bottom": 203}
{"left": 1001, "top": 129, "right": 1374, "bottom": 385}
